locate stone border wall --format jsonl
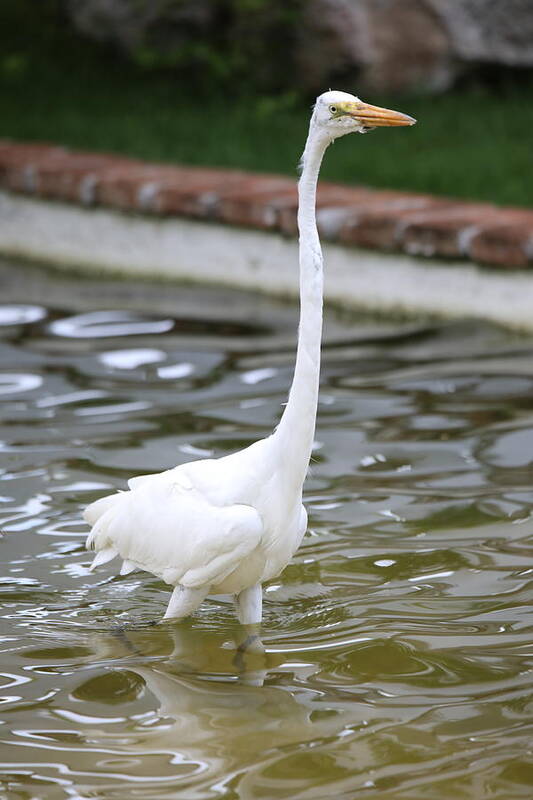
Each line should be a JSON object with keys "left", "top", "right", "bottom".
{"left": 1, "top": 140, "right": 532, "bottom": 270}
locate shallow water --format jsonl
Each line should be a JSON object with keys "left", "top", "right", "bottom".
{"left": 0, "top": 258, "right": 532, "bottom": 800}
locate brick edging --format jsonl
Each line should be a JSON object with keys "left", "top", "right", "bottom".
{"left": 1, "top": 139, "right": 532, "bottom": 269}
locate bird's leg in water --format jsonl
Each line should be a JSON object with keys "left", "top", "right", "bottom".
{"left": 162, "top": 585, "right": 209, "bottom": 621}
{"left": 233, "top": 621, "right": 266, "bottom": 681}
{"left": 233, "top": 584, "right": 264, "bottom": 669}
{"left": 234, "top": 583, "right": 262, "bottom": 625}
{"left": 233, "top": 625, "right": 268, "bottom": 686}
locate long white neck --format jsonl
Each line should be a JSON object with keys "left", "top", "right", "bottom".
{"left": 274, "top": 128, "right": 329, "bottom": 489}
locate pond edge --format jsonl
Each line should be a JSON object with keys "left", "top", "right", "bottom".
{"left": 2, "top": 189, "right": 533, "bottom": 331}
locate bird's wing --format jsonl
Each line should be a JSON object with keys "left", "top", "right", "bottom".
{"left": 86, "top": 472, "right": 264, "bottom": 589}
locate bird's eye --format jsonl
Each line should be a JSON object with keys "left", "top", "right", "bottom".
{"left": 329, "top": 105, "right": 337, "bottom": 114}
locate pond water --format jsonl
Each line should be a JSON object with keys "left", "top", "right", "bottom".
{"left": 0, "top": 257, "right": 532, "bottom": 800}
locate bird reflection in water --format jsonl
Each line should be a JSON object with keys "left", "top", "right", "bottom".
{"left": 78, "top": 622, "right": 345, "bottom": 796}
{"left": 112, "top": 618, "right": 269, "bottom": 684}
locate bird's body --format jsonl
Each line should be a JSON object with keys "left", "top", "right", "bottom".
{"left": 84, "top": 90, "right": 415, "bottom": 623}
{"left": 86, "top": 435, "right": 306, "bottom": 598}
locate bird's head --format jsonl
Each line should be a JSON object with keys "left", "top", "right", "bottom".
{"left": 312, "top": 90, "right": 416, "bottom": 140}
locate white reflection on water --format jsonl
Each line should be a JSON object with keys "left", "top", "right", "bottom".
{"left": 0, "top": 373, "right": 43, "bottom": 394}
{"left": 100, "top": 349, "right": 165, "bottom": 370}
{"left": 50, "top": 311, "right": 174, "bottom": 339}
{"left": 0, "top": 305, "right": 47, "bottom": 326}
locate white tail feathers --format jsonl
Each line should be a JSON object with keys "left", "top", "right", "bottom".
{"left": 83, "top": 492, "right": 121, "bottom": 526}
{"left": 120, "top": 560, "right": 137, "bottom": 576}
{"left": 89, "top": 547, "right": 118, "bottom": 571}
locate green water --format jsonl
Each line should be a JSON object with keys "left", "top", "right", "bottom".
{"left": 0, "top": 259, "right": 532, "bottom": 800}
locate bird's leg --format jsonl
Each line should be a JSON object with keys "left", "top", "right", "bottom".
{"left": 162, "top": 584, "right": 208, "bottom": 621}
{"left": 234, "top": 583, "right": 263, "bottom": 625}
{"left": 234, "top": 637, "right": 267, "bottom": 686}
{"left": 234, "top": 585, "right": 264, "bottom": 670}
{"left": 233, "top": 615, "right": 266, "bottom": 680}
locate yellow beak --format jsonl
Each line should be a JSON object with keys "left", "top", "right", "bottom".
{"left": 339, "top": 100, "right": 416, "bottom": 127}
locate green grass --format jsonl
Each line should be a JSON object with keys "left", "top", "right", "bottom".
{"left": 1, "top": 5, "right": 532, "bottom": 208}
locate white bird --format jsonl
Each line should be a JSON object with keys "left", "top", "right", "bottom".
{"left": 84, "top": 90, "right": 415, "bottom": 624}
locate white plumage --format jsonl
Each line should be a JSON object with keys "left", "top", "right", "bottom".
{"left": 84, "top": 91, "right": 415, "bottom": 623}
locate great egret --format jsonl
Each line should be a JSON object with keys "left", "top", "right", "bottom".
{"left": 84, "top": 91, "right": 415, "bottom": 624}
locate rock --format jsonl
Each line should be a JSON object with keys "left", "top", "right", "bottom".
{"left": 295, "top": 0, "right": 370, "bottom": 91}
{"left": 302, "top": 0, "right": 533, "bottom": 92}
{"left": 65, "top": 0, "right": 533, "bottom": 93}
{"left": 428, "top": 0, "right": 533, "bottom": 67}
{"left": 356, "top": 0, "right": 453, "bottom": 92}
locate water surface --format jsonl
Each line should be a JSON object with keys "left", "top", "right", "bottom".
{"left": 0, "top": 258, "right": 532, "bottom": 799}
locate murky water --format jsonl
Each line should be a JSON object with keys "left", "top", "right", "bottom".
{"left": 1, "top": 257, "right": 532, "bottom": 800}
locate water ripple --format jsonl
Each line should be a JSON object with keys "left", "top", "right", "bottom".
{"left": 0, "top": 260, "right": 532, "bottom": 799}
